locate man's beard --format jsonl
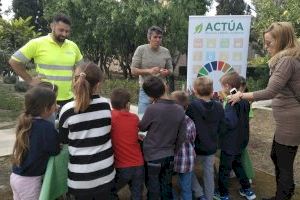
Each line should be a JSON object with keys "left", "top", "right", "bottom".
{"left": 55, "top": 36, "right": 66, "bottom": 43}
{"left": 53, "top": 33, "right": 66, "bottom": 43}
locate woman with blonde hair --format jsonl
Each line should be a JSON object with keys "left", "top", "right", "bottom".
{"left": 59, "top": 62, "right": 115, "bottom": 200}
{"left": 229, "top": 22, "right": 300, "bottom": 200}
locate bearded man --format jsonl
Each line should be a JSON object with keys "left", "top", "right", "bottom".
{"left": 9, "top": 13, "right": 83, "bottom": 107}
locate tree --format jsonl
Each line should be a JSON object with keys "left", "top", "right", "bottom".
{"left": 42, "top": 0, "right": 211, "bottom": 79}
{"left": 43, "top": 0, "right": 120, "bottom": 78}
{"left": 252, "top": 0, "right": 300, "bottom": 39}
{"left": 0, "top": 17, "right": 41, "bottom": 75}
{"left": 110, "top": 0, "right": 211, "bottom": 79}
{"left": 0, "top": 0, "right": 2, "bottom": 18}
{"left": 13, "top": 0, "right": 38, "bottom": 19}
{"left": 216, "top": 0, "right": 247, "bottom": 15}
{"left": 13, "top": 0, "right": 48, "bottom": 33}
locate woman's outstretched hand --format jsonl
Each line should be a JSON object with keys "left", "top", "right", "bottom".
{"left": 227, "top": 91, "right": 243, "bottom": 105}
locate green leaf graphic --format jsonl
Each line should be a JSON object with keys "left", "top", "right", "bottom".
{"left": 195, "top": 24, "right": 203, "bottom": 33}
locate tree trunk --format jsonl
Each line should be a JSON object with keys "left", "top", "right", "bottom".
{"left": 120, "top": 56, "right": 128, "bottom": 79}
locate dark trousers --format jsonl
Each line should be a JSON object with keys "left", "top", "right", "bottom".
{"left": 218, "top": 151, "right": 250, "bottom": 196}
{"left": 74, "top": 193, "right": 110, "bottom": 200}
{"left": 113, "top": 166, "right": 144, "bottom": 200}
{"left": 73, "top": 188, "right": 112, "bottom": 200}
{"left": 271, "top": 140, "right": 298, "bottom": 200}
{"left": 145, "top": 156, "right": 174, "bottom": 200}
{"left": 72, "top": 182, "right": 113, "bottom": 200}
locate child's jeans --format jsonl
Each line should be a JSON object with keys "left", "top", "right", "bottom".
{"left": 114, "top": 166, "right": 144, "bottom": 200}
{"left": 146, "top": 156, "right": 174, "bottom": 200}
{"left": 192, "top": 154, "right": 215, "bottom": 200}
{"left": 138, "top": 88, "right": 151, "bottom": 115}
{"left": 218, "top": 151, "right": 250, "bottom": 196}
{"left": 178, "top": 171, "right": 193, "bottom": 200}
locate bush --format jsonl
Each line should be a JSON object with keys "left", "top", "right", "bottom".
{"left": 101, "top": 75, "right": 191, "bottom": 105}
{"left": 101, "top": 78, "right": 140, "bottom": 104}
{"left": 0, "top": 87, "right": 23, "bottom": 111}
{"left": 14, "top": 81, "right": 29, "bottom": 92}
{"left": 3, "top": 76, "right": 17, "bottom": 84}
{"left": 246, "top": 66, "right": 269, "bottom": 92}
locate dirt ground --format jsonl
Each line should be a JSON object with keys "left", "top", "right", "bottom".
{"left": 0, "top": 109, "right": 299, "bottom": 200}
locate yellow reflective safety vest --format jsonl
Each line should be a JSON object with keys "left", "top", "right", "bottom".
{"left": 12, "top": 34, "right": 83, "bottom": 101}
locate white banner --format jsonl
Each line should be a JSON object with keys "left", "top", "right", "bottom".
{"left": 187, "top": 15, "right": 251, "bottom": 92}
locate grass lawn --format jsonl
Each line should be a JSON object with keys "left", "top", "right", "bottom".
{"left": 0, "top": 81, "right": 24, "bottom": 125}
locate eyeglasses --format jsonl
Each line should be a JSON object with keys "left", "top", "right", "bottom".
{"left": 265, "top": 41, "right": 274, "bottom": 48}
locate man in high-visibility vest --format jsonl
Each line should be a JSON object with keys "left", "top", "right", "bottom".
{"left": 9, "top": 13, "right": 83, "bottom": 108}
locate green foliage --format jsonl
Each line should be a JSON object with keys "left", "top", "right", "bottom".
{"left": 3, "top": 76, "right": 17, "bottom": 84}
{"left": 164, "top": 0, "right": 211, "bottom": 62}
{"left": 14, "top": 81, "right": 29, "bottom": 92}
{"left": 0, "top": 84, "right": 23, "bottom": 111}
{"left": 42, "top": 0, "right": 211, "bottom": 79}
{"left": 100, "top": 75, "right": 188, "bottom": 105}
{"left": 0, "top": 0, "right": 2, "bottom": 18}
{"left": 12, "top": 0, "right": 47, "bottom": 33}
{"left": 101, "top": 77, "right": 140, "bottom": 104}
{"left": 248, "top": 56, "right": 269, "bottom": 67}
{"left": 246, "top": 67, "right": 269, "bottom": 92}
{"left": 252, "top": 0, "right": 300, "bottom": 41}
{"left": 216, "top": 0, "right": 247, "bottom": 15}
{"left": 13, "top": 0, "right": 39, "bottom": 19}
{"left": 246, "top": 76, "right": 268, "bottom": 92}
{"left": 247, "top": 55, "right": 270, "bottom": 92}
{"left": 43, "top": 0, "right": 121, "bottom": 77}
{"left": 0, "top": 17, "right": 41, "bottom": 74}
{"left": 0, "top": 81, "right": 23, "bottom": 123}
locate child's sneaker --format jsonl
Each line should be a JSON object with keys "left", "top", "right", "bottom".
{"left": 213, "top": 191, "right": 230, "bottom": 200}
{"left": 239, "top": 188, "right": 256, "bottom": 200}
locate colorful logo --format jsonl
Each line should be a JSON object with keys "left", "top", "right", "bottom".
{"left": 198, "top": 61, "right": 234, "bottom": 77}
{"left": 197, "top": 61, "right": 235, "bottom": 91}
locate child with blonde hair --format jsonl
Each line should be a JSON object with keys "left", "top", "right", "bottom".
{"left": 187, "top": 76, "right": 224, "bottom": 200}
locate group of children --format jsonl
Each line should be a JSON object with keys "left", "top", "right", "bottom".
{"left": 10, "top": 61, "right": 256, "bottom": 200}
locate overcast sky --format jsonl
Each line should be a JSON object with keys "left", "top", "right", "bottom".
{"left": 1, "top": 0, "right": 255, "bottom": 20}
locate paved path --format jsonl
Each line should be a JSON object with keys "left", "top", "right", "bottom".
{"left": 0, "top": 128, "right": 15, "bottom": 157}
{"left": 252, "top": 100, "right": 272, "bottom": 110}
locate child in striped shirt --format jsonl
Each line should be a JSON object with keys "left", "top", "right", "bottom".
{"left": 59, "top": 62, "right": 115, "bottom": 200}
